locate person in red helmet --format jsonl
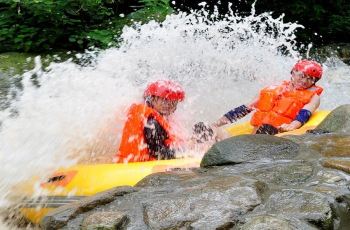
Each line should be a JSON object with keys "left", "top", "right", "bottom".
{"left": 115, "top": 80, "right": 185, "bottom": 163}
{"left": 209, "top": 59, "right": 324, "bottom": 135}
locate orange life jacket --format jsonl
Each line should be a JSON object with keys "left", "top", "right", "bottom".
{"left": 116, "top": 103, "right": 175, "bottom": 163}
{"left": 251, "top": 81, "right": 323, "bottom": 128}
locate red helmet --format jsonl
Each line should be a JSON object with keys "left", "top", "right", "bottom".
{"left": 144, "top": 80, "right": 185, "bottom": 101}
{"left": 292, "top": 59, "right": 323, "bottom": 79}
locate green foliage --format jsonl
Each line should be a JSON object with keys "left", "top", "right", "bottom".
{"left": 0, "top": 52, "right": 35, "bottom": 74}
{"left": 130, "top": 0, "right": 172, "bottom": 22}
{"left": 250, "top": 0, "right": 350, "bottom": 45}
{"left": 3, "top": 0, "right": 348, "bottom": 52}
{"left": 174, "top": 0, "right": 350, "bottom": 46}
{"left": 0, "top": 0, "right": 172, "bottom": 52}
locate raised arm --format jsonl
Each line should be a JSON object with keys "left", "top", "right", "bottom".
{"left": 211, "top": 96, "right": 258, "bottom": 128}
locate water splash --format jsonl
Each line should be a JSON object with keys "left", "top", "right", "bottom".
{"left": 0, "top": 6, "right": 349, "bottom": 227}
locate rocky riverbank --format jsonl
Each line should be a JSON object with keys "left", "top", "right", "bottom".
{"left": 42, "top": 105, "right": 350, "bottom": 230}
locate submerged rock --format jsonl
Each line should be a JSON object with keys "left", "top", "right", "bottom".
{"left": 201, "top": 134, "right": 300, "bottom": 167}
{"left": 315, "top": 169, "right": 349, "bottom": 186}
{"left": 323, "top": 159, "right": 350, "bottom": 174}
{"left": 307, "top": 134, "right": 350, "bottom": 157}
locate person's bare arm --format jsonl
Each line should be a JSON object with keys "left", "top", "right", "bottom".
{"left": 303, "top": 94, "right": 321, "bottom": 113}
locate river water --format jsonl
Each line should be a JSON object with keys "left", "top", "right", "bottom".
{"left": 0, "top": 7, "right": 349, "bottom": 228}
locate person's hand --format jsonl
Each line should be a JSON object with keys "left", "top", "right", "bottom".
{"left": 192, "top": 122, "right": 216, "bottom": 143}
{"left": 278, "top": 121, "right": 302, "bottom": 132}
{"left": 212, "top": 125, "right": 230, "bottom": 141}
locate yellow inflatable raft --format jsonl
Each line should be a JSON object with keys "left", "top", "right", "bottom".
{"left": 18, "top": 158, "right": 201, "bottom": 224}
{"left": 226, "top": 110, "right": 330, "bottom": 137}
{"left": 19, "top": 110, "right": 329, "bottom": 224}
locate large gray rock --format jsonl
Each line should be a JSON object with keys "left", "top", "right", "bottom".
{"left": 51, "top": 170, "right": 265, "bottom": 229}
{"left": 315, "top": 104, "right": 350, "bottom": 133}
{"left": 136, "top": 170, "right": 198, "bottom": 188}
{"left": 239, "top": 215, "right": 317, "bottom": 230}
{"left": 142, "top": 175, "right": 263, "bottom": 229}
{"left": 41, "top": 186, "right": 137, "bottom": 230}
{"left": 201, "top": 135, "right": 300, "bottom": 167}
{"left": 81, "top": 211, "right": 129, "bottom": 230}
{"left": 252, "top": 189, "right": 333, "bottom": 229}
{"left": 243, "top": 161, "right": 314, "bottom": 187}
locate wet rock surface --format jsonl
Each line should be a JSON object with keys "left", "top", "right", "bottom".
{"left": 201, "top": 134, "right": 300, "bottom": 167}
{"left": 41, "top": 186, "right": 137, "bottom": 229}
{"left": 42, "top": 105, "right": 350, "bottom": 230}
{"left": 306, "top": 134, "right": 350, "bottom": 158}
{"left": 142, "top": 175, "right": 263, "bottom": 229}
{"left": 323, "top": 159, "right": 350, "bottom": 174}
{"left": 252, "top": 189, "right": 333, "bottom": 229}
{"left": 314, "top": 104, "right": 350, "bottom": 134}
{"left": 81, "top": 211, "right": 129, "bottom": 230}
{"left": 238, "top": 214, "right": 318, "bottom": 230}
{"left": 242, "top": 161, "right": 315, "bottom": 187}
